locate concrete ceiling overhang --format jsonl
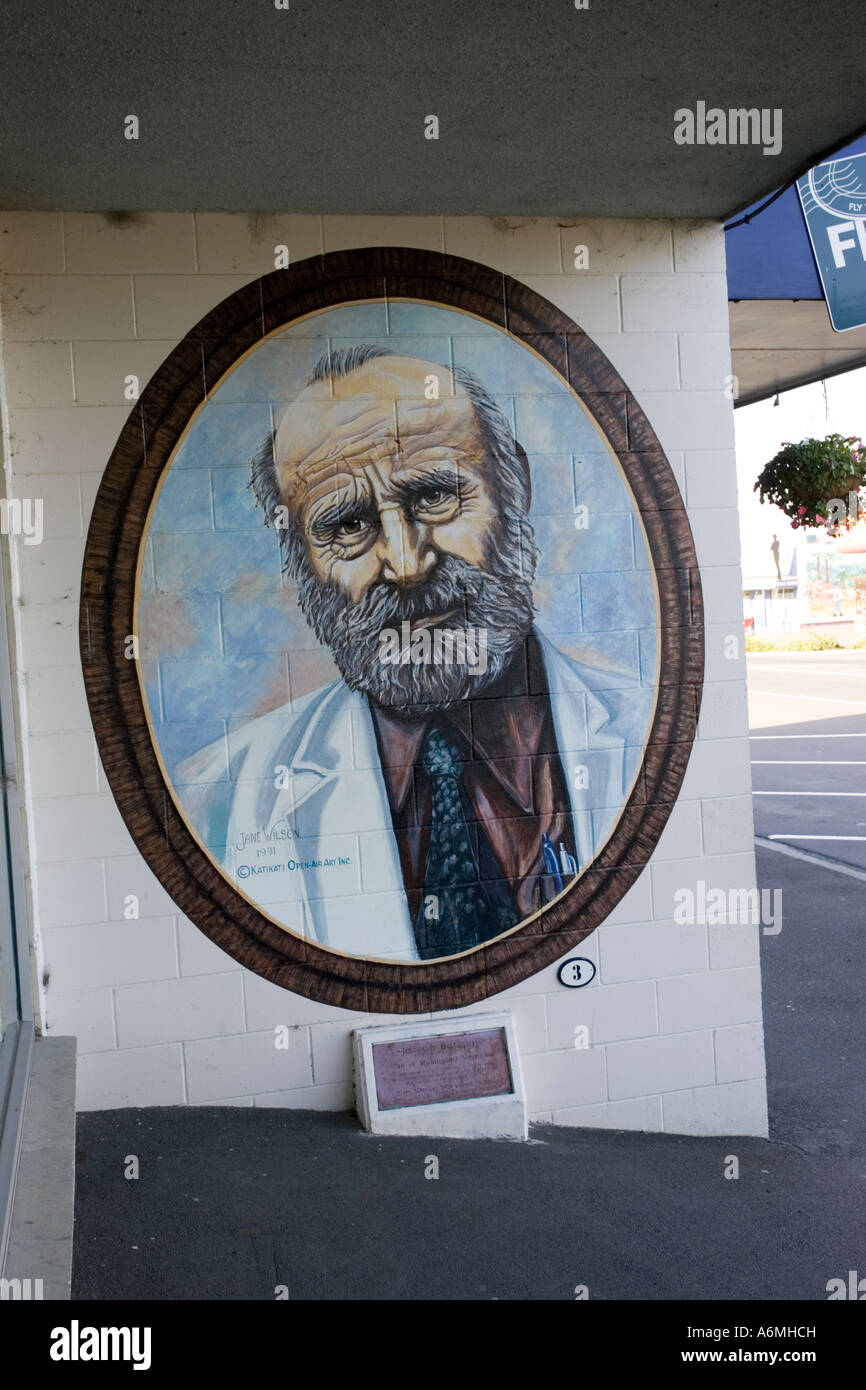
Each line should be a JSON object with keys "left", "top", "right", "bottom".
{"left": 730, "top": 301, "right": 866, "bottom": 406}
{"left": 0, "top": 0, "right": 864, "bottom": 218}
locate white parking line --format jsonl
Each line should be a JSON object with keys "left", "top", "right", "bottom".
{"left": 768, "top": 834, "right": 866, "bottom": 840}
{"left": 749, "top": 690, "right": 866, "bottom": 706}
{"left": 750, "top": 733, "right": 866, "bottom": 738}
{"left": 756, "top": 836, "right": 866, "bottom": 882}
{"left": 750, "top": 760, "right": 866, "bottom": 765}
{"left": 753, "top": 791, "right": 866, "bottom": 796}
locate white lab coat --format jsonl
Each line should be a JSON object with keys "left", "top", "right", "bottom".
{"left": 177, "top": 630, "right": 652, "bottom": 961}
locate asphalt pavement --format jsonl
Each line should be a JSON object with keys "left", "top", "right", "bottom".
{"left": 748, "top": 651, "right": 866, "bottom": 872}
{"left": 72, "top": 839, "right": 865, "bottom": 1301}
{"left": 69, "top": 652, "right": 866, "bottom": 1301}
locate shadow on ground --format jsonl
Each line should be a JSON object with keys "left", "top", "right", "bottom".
{"left": 72, "top": 848, "right": 865, "bottom": 1300}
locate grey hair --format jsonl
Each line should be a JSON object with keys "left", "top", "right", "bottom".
{"left": 249, "top": 345, "right": 537, "bottom": 585}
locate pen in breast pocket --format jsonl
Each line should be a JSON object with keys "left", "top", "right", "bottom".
{"left": 541, "top": 833, "right": 563, "bottom": 893}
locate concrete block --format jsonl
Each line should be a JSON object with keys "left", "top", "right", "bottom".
{"left": 19, "top": 602, "right": 80, "bottom": 670}
{"left": 0, "top": 212, "right": 64, "bottom": 272}
{"left": 708, "top": 921, "right": 762, "bottom": 971}
{"left": 16, "top": 538, "right": 86, "bottom": 604}
{"left": 652, "top": 800, "right": 703, "bottom": 861}
{"left": 592, "top": 332, "right": 679, "bottom": 390}
{"left": 45, "top": 987, "right": 115, "bottom": 1052}
{"left": 698, "top": 565, "right": 746, "bottom": 623}
{"left": 26, "top": 666, "right": 92, "bottom": 734}
{"left": 42, "top": 919, "right": 177, "bottom": 990}
{"left": 310, "top": 1020, "right": 353, "bottom": 1084}
{"left": 681, "top": 738, "right": 752, "bottom": 799}
{"left": 2, "top": 343, "right": 74, "bottom": 408}
{"left": 701, "top": 795, "right": 757, "bottom": 855}
{"left": 550, "top": 1094, "right": 663, "bottom": 1132}
{"left": 175, "top": 915, "right": 241, "bottom": 976}
{"left": 244, "top": 970, "right": 356, "bottom": 1028}
{"left": 254, "top": 1082, "right": 353, "bottom": 1110}
{"left": 634, "top": 390, "right": 735, "bottom": 454}
{"left": 522, "top": 1044, "right": 606, "bottom": 1111}
{"left": 1, "top": 275, "right": 134, "bottom": 340}
{"left": 37, "top": 858, "right": 107, "bottom": 930}
{"left": 29, "top": 732, "right": 99, "bottom": 799}
{"left": 183, "top": 1029, "right": 312, "bottom": 1102}
{"left": 558, "top": 219, "right": 673, "bottom": 273}
{"left": 132, "top": 274, "right": 252, "bottom": 339}
{"left": 196, "top": 213, "right": 322, "bottom": 272}
{"left": 106, "top": 855, "right": 179, "bottom": 921}
{"left": 622, "top": 272, "right": 729, "bottom": 333}
{"left": 7, "top": 405, "right": 131, "bottom": 472}
{"left": 115, "top": 973, "right": 245, "bottom": 1048}
{"left": 599, "top": 918, "right": 708, "bottom": 984}
{"left": 689, "top": 509, "right": 742, "bottom": 568}
{"left": 714, "top": 1021, "right": 766, "bottom": 1083}
{"left": 517, "top": 274, "right": 620, "bottom": 332}
{"left": 77, "top": 1043, "right": 185, "bottom": 1109}
{"left": 661, "top": 1078, "right": 768, "bottom": 1136}
{"left": 673, "top": 220, "right": 727, "bottom": 273}
{"left": 71, "top": 340, "right": 179, "bottom": 405}
{"left": 697, "top": 682, "right": 750, "bottom": 742}
{"left": 325, "top": 215, "right": 443, "bottom": 253}
{"left": 11, "top": 472, "right": 82, "bottom": 538}
{"left": 444, "top": 217, "right": 561, "bottom": 272}
{"left": 658, "top": 966, "right": 763, "bottom": 1034}
{"left": 607, "top": 1029, "right": 715, "bottom": 1100}
{"left": 64, "top": 213, "right": 196, "bottom": 273}
{"left": 547, "top": 979, "right": 656, "bottom": 1048}
{"left": 33, "top": 794, "right": 137, "bottom": 863}
{"left": 678, "top": 333, "right": 732, "bottom": 391}
{"left": 684, "top": 450, "right": 739, "bottom": 509}
{"left": 651, "top": 850, "right": 758, "bottom": 921}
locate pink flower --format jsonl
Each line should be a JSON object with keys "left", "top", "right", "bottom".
{"left": 798, "top": 505, "right": 807, "bottom": 515}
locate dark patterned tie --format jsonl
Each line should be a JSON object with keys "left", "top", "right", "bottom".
{"left": 414, "top": 724, "right": 520, "bottom": 959}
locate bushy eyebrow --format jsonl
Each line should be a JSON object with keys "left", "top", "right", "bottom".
{"left": 306, "top": 462, "right": 469, "bottom": 540}
{"left": 308, "top": 491, "right": 377, "bottom": 537}
{"left": 392, "top": 463, "right": 464, "bottom": 504}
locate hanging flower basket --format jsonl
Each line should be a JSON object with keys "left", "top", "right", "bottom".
{"left": 754, "top": 433, "right": 866, "bottom": 532}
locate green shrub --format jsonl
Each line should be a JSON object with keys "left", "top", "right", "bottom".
{"left": 746, "top": 633, "right": 843, "bottom": 652}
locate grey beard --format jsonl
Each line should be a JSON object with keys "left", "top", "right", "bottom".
{"left": 291, "top": 548, "right": 536, "bottom": 710}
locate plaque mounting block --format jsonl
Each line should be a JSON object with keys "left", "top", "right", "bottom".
{"left": 353, "top": 1012, "right": 527, "bottom": 1138}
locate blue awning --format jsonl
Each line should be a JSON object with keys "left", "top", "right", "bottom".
{"left": 727, "top": 133, "right": 866, "bottom": 299}
{"left": 726, "top": 133, "right": 866, "bottom": 404}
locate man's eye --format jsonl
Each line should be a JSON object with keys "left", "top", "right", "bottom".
{"left": 416, "top": 486, "right": 455, "bottom": 511}
{"left": 330, "top": 516, "right": 374, "bottom": 550}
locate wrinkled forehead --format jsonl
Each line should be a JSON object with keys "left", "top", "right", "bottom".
{"left": 273, "top": 357, "right": 483, "bottom": 499}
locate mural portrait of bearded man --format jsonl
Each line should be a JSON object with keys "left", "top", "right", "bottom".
{"left": 180, "top": 345, "right": 651, "bottom": 962}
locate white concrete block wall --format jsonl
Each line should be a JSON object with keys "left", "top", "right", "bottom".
{"left": 0, "top": 211, "right": 767, "bottom": 1135}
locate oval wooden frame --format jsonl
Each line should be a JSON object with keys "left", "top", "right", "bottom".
{"left": 80, "top": 247, "right": 704, "bottom": 1013}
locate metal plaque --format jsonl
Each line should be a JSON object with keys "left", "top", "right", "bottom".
{"left": 373, "top": 1027, "right": 513, "bottom": 1110}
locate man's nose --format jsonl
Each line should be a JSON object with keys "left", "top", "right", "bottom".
{"left": 377, "top": 506, "right": 436, "bottom": 585}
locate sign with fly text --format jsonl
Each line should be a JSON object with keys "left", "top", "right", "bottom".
{"left": 797, "top": 152, "right": 866, "bottom": 332}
